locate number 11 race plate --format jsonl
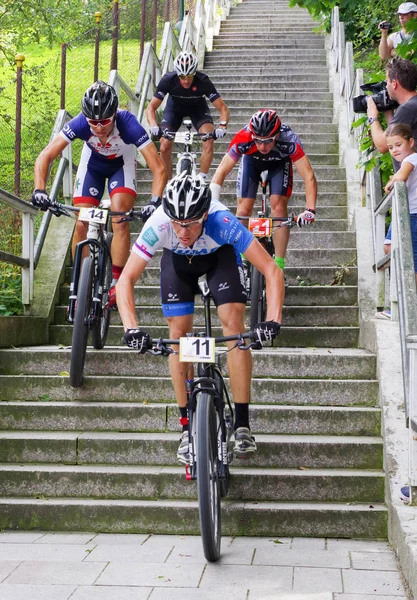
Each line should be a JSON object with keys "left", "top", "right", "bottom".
{"left": 179, "top": 337, "right": 215, "bottom": 363}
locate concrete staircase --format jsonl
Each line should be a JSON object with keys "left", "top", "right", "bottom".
{"left": 0, "top": 0, "right": 387, "bottom": 537}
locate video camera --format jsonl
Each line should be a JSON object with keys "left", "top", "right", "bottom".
{"left": 352, "top": 81, "right": 399, "bottom": 113}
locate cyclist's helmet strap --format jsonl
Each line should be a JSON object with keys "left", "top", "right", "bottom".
{"left": 249, "top": 109, "right": 281, "bottom": 137}
{"left": 162, "top": 172, "right": 211, "bottom": 221}
{"left": 174, "top": 52, "right": 198, "bottom": 77}
{"left": 81, "top": 80, "right": 118, "bottom": 120}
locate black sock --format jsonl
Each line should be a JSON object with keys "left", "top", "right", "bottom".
{"left": 234, "top": 403, "right": 249, "bottom": 430}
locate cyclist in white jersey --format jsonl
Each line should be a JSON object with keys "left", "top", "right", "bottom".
{"left": 116, "top": 172, "right": 284, "bottom": 464}
{"left": 31, "top": 81, "right": 167, "bottom": 306}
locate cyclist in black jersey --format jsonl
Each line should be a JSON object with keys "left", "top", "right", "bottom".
{"left": 146, "top": 51, "right": 230, "bottom": 179}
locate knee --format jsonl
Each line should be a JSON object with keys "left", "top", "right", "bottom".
{"left": 111, "top": 219, "right": 129, "bottom": 235}
{"left": 270, "top": 196, "right": 288, "bottom": 216}
{"left": 75, "top": 219, "right": 88, "bottom": 238}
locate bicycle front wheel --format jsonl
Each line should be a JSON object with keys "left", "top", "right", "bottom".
{"left": 196, "top": 391, "right": 221, "bottom": 562}
{"left": 250, "top": 265, "right": 266, "bottom": 330}
{"left": 70, "top": 256, "right": 93, "bottom": 388}
{"left": 91, "top": 248, "right": 112, "bottom": 349}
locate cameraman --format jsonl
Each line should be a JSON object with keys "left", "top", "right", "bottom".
{"left": 379, "top": 2, "right": 417, "bottom": 60}
{"left": 367, "top": 57, "right": 417, "bottom": 170}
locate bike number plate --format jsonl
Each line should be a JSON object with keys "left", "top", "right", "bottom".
{"left": 179, "top": 337, "right": 215, "bottom": 363}
{"left": 79, "top": 207, "right": 108, "bottom": 224}
{"left": 175, "top": 131, "right": 194, "bottom": 144}
{"left": 249, "top": 218, "right": 272, "bottom": 237}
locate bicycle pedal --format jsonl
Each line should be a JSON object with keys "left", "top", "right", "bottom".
{"left": 185, "top": 464, "right": 192, "bottom": 480}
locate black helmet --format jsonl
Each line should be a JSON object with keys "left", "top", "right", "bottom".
{"left": 162, "top": 172, "right": 211, "bottom": 221}
{"left": 249, "top": 109, "right": 281, "bottom": 137}
{"left": 81, "top": 81, "right": 118, "bottom": 120}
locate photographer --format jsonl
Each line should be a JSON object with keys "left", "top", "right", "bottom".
{"left": 379, "top": 2, "right": 417, "bottom": 60}
{"left": 367, "top": 57, "right": 417, "bottom": 171}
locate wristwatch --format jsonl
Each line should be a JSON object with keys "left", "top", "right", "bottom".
{"left": 367, "top": 117, "right": 377, "bottom": 125}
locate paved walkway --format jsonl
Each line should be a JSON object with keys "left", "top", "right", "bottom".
{"left": 0, "top": 532, "right": 412, "bottom": 599}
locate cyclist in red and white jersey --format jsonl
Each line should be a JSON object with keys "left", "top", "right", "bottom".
{"left": 31, "top": 81, "right": 167, "bottom": 306}
{"left": 210, "top": 109, "right": 317, "bottom": 273}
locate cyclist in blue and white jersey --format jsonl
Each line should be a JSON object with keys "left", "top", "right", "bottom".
{"left": 116, "top": 172, "right": 283, "bottom": 464}
{"left": 146, "top": 51, "right": 230, "bottom": 179}
{"left": 31, "top": 81, "right": 167, "bottom": 306}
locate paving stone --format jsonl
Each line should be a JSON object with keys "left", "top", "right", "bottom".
{"left": 5, "top": 561, "right": 106, "bottom": 585}
{"left": 71, "top": 586, "right": 151, "bottom": 599}
{"left": 85, "top": 543, "right": 172, "bottom": 563}
{"left": 0, "top": 584, "right": 75, "bottom": 600}
{"left": 341, "top": 568, "right": 407, "bottom": 595}
{"left": 0, "top": 562, "right": 20, "bottom": 583}
{"left": 254, "top": 548, "right": 349, "bottom": 568}
{"left": 96, "top": 561, "right": 204, "bottom": 587}
{"left": 350, "top": 551, "right": 400, "bottom": 571}
{"left": 90, "top": 533, "right": 149, "bottom": 545}
{"left": 34, "top": 533, "right": 96, "bottom": 545}
{"left": 0, "top": 543, "right": 95, "bottom": 562}
{"left": 199, "top": 564, "right": 293, "bottom": 592}
{"left": 292, "top": 567, "right": 343, "bottom": 593}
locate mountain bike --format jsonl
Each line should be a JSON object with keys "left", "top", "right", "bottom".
{"left": 159, "top": 119, "right": 217, "bottom": 176}
{"left": 240, "top": 171, "right": 297, "bottom": 330}
{"left": 142, "top": 279, "right": 260, "bottom": 562}
{"left": 48, "top": 201, "right": 143, "bottom": 388}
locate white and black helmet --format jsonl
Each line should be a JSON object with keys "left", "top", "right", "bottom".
{"left": 174, "top": 51, "right": 198, "bottom": 77}
{"left": 162, "top": 172, "right": 211, "bottom": 221}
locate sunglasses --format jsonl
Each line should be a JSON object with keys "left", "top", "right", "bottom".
{"left": 253, "top": 136, "right": 277, "bottom": 145}
{"left": 87, "top": 117, "right": 114, "bottom": 127}
{"left": 171, "top": 214, "right": 205, "bottom": 228}
{"left": 178, "top": 75, "right": 194, "bottom": 81}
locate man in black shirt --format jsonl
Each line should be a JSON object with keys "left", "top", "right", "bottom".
{"left": 146, "top": 51, "right": 230, "bottom": 178}
{"left": 367, "top": 57, "right": 417, "bottom": 171}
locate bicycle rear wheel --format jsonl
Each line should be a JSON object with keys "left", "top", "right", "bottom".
{"left": 250, "top": 265, "right": 266, "bottom": 330}
{"left": 70, "top": 256, "right": 93, "bottom": 388}
{"left": 91, "top": 246, "right": 112, "bottom": 349}
{"left": 196, "top": 391, "right": 221, "bottom": 562}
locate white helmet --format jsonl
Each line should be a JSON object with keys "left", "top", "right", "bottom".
{"left": 162, "top": 172, "right": 211, "bottom": 221}
{"left": 174, "top": 51, "right": 198, "bottom": 77}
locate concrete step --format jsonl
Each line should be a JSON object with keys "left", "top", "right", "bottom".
{"left": 0, "top": 431, "right": 382, "bottom": 469}
{"left": 58, "top": 284, "right": 358, "bottom": 308}
{"left": 0, "top": 347, "right": 377, "bottom": 379}
{"left": 49, "top": 324, "right": 359, "bottom": 348}
{"left": 0, "top": 465, "right": 384, "bottom": 503}
{"left": 0, "top": 375, "right": 377, "bottom": 405}
{"left": 0, "top": 403, "right": 380, "bottom": 436}
{"left": 204, "top": 57, "right": 328, "bottom": 67}
{"left": 213, "top": 91, "right": 333, "bottom": 102}
{"left": 0, "top": 497, "right": 388, "bottom": 538}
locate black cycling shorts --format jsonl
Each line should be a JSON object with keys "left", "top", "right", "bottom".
{"left": 160, "top": 245, "right": 247, "bottom": 317}
{"left": 236, "top": 154, "right": 293, "bottom": 200}
{"left": 161, "top": 103, "right": 214, "bottom": 133}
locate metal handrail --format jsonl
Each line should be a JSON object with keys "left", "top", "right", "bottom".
{"left": 331, "top": 7, "right": 417, "bottom": 493}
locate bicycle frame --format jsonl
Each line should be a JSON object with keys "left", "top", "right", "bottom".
{"left": 184, "top": 282, "right": 234, "bottom": 485}
{"left": 68, "top": 202, "right": 112, "bottom": 324}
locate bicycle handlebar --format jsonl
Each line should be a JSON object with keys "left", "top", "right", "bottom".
{"left": 157, "top": 129, "right": 218, "bottom": 142}
{"left": 238, "top": 214, "right": 297, "bottom": 228}
{"left": 47, "top": 202, "right": 145, "bottom": 223}
{"left": 147, "top": 331, "right": 260, "bottom": 356}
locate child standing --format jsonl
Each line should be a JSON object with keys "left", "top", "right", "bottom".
{"left": 384, "top": 122, "right": 417, "bottom": 286}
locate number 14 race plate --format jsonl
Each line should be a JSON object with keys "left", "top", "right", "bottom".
{"left": 179, "top": 337, "right": 215, "bottom": 363}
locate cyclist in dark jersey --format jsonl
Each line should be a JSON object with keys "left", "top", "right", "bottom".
{"left": 210, "top": 109, "right": 317, "bottom": 273}
{"left": 146, "top": 51, "right": 230, "bottom": 179}
{"left": 116, "top": 172, "right": 283, "bottom": 464}
{"left": 31, "top": 81, "right": 167, "bottom": 306}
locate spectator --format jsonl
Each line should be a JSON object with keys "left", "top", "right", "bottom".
{"left": 367, "top": 57, "right": 417, "bottom": 172}
{"left": 379, "top": 2, "right": 417, "bottom": 60}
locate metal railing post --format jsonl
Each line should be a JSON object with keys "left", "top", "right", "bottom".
{"left": 94, "top": 12, "right": 102, "bottom": 82}
{"left": 14, "top": 53, "right": 24, "bottom": 197}
{"left": 111, "top": 0, "right": 119, "bottom": 71}
{"left": 60, "top": 43, "right": 67, "bottom": 109}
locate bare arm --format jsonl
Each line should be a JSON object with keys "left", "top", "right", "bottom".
{"left": 244, "top": 239, "right": 285, "bottom": 323}
{"left": 211, "top": 97, "right": 230, "bottom": 125}
{"left": 211, "top": 154, "right": 238, "bottom": 187}
{"left": 34, "top": 135, "right": 70, "bottom": 190}
{"left": 293, "top": 155, "right": 317, "bottom": 211}
{"left": 116, "top": 253, "right": 148, "bottom": 330}
{"left": 367, "top": 97, "right": 389, "bottom": 154}
{"left": 379, "top": 29, "right": 394, "bottom": 60}
{"left": 385, "top": 161, "right": 414, "bottom": 193}
{"left": 140, "top": 142, "right": 168, "bottom": 197}
{"left": 145, "top": 97, "right": 163, "bottom": 128}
